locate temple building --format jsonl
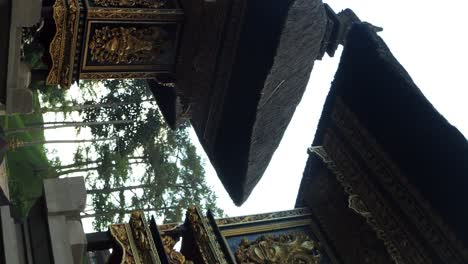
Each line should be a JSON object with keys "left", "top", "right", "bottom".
{"left": 0, "top": 0, "right": 467, "bottom": 263}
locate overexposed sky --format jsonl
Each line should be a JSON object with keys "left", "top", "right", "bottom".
{"left": 198, "top": 0, "right": 468, "bottom": 218}
{"left": 45, "top": 1, "right": 467, "bottom": 230}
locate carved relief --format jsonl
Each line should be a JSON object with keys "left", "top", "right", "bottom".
{"left": 129, "top": 211, "right": 161, "bottom": 264}
{"left": 331, "top": 98, "right": 468, "bottom": 263}
{"left": 235, "top": 233, "right": 321, "bottom": 264}
{"left": 308, "top": 97, "right": 468, "bottom": 263}
{"left": 80, "top": 72, "right": 160, "bottom": 80}
{"left": 92, "top": 0, "right": 166, "bottom": 8}
{"left": 162, "top": 235, "right": 193, "bottom": 264}
{"left": 109, "top": 224, "right": 137, "bottom": 263}
{"left": 89, "top": 26, "right": 169, "bottom": 65}
{"left": 47, "top": 0, "right": 80, "bottom": 88}
{"left": 87, "top": 8, "right": 183, "bottom": 20}
{"left": 186, "top": 206, "right": 228, "bottom": 264}
{"left": 216, "top": 208, "right": 311, "bottom": 226}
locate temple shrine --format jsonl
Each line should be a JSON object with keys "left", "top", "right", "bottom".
{"left": 1, "top": 0, "right": 467, "bottom": 263}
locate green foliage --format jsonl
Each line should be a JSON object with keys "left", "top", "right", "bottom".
{"left": 77, "top": 79, "right": 223, "bottom": 230}
{"left": 1, "top": 93, "right": 55, "bottom": 216}
{"left": 22, "top": 39, "right": 69, "bottom": 112}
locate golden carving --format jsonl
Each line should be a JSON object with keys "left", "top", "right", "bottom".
{"left": 162, "top": 236, "right": 193, "bottom": 264}
{"left": 221, "top": 219, "right": 312, "bottom": 238}
{"left": 186, "top": 206, "right": 228, "bottom": 264}
{"left": 109, "top": 212, "right": 161, "bottom": 264}
{"left": 110, "top": 224, "right": 138, "bottom": 263}
{"left": 47, "top": 0, "right": 80, "bottom": 88}
{"left": 216, "top": 208, "right": 311, "bottom": 226}
{"left": 89, "top": 26, "right": 168, "bottom": 65}
{"left": 92, "top": 0, "right": 166, "bottom": 8}
{"left": 87, "top": 8, "right": 183, "bottom": 20}
{"left": 80, "top": 72, "right": 161, "bottom": 80}
{"left": 129, "top": 211, "right": 161, "bottom": 264}
{"left": 235, "top": 233, "right": 321, "bottom": 264}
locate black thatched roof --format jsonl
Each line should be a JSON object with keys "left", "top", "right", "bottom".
{"left": 147, "top": 80, "right": 184, "bottom": 130}
{"left": 297, "top": 23, "right": 468, "bottom": 262}
{"left": 148, "top": 0, "right": 333, "bottom": 205}
{"left": 196, "top": 0, "right": 328, "bottom": 205}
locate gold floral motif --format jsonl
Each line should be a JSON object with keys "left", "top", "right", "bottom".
{"left": 47, "top": 0, "right": 80, "bottom": 88}
{"left": 186, "top": 206, "right": 228, "bottom": 264}
{"left": 110, "top": 224, "right": 137, "bottom": 264}
{"left": 236, "top": 233, "right": 321, "bottom": 264}
{"left": 80, "top": 72, "right": 160, "bottom": 80}
{"left": 162, "top": 236, "right": 193, "bottom": 264}
{"left": 86, "top": 8, "right": 184, "bottom": 20}
{"left": 89, "top": 26, "right": 169, "bottom": 65}
{"left": 129, "top": 211, "right": 161, "bottom": 264}
{"left": 92, "top": 0, "right": 166, "bottom": 8}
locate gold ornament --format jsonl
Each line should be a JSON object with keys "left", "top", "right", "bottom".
{"left": 89, "top": 26, "right": 169, "bottom": 65}
{"left": 235, "top": 232, "right": 322, "bottom": 264}
{"left": 92, "top": 0, "right": 166, "bottom": 8}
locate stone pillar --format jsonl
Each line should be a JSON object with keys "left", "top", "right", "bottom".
{"left": 43, "top": 177, "right": 87, "bottom": 264}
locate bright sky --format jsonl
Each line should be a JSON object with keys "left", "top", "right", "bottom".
{"left": 197, "top": 0, "right": 468, "bottom": 218}
{"left": 45, "top": 1, "right": 468, "bottom": 231}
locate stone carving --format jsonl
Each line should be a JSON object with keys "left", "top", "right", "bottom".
{"left": 235, "top": 232, "right": 321, "bottom": 264}
{"left": 92, "top": 0, "right": 166, "bottom": 8}
{"left": 89, "top": 26, "right": 169, "bottom": 64}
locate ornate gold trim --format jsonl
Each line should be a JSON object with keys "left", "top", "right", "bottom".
{"left": 47, "top": 0, "right": 80, "bottom": 88}
{"left": 216, "top": 208, "right": 311, "bottom": 226}
{"left": 47, "top": 0, "right": 66, "bottom": 86}
{"left": 81, "top": 20, "right": 176, "bottom": 73}
{"left": 129, "top": 211, "right": 161, "bottom": 264}
{"left": 235, "top": 232, "right": 322, "bottom": 264}
{"left": 87, "top": 25, "right": 169, "bottom": 65}
{"left": 110, "top": 223, "right": 142, "bottom": 263}
{"left": 87, "top": 8, "right": 184, "bottom": 20}
{"left": 162, "top": 235, "right": 193, "bottom": 264}
{"left": 186, "top": 206, "right": 228, "bottom": 264}
{"left": 79, "top": 72, "right": 162, "bottom": 80}
{"left": 91, "top": 0, "right": 166, "bottom": 8}
{"left": 221, "top": 219, "right": 312, "bottom": 238}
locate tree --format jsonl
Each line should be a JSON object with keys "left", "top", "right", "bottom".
{"left": 5, "top": 120, "right": 135, "bottom": 135}
{"left": 77, "top": 79, "right": 224, "bottom": 230}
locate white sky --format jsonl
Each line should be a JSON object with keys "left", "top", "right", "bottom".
{"left": 44, "top": 0, "right": 468, "bottom": 230}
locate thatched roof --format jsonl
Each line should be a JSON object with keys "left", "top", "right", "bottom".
{"left": 297, "top": 23, "right": 468, "bottom": 262}
{"left": 190, "top": 0, "right": 328, "bottom": 205}
{"left": 150, "top": 0, "right": 334, "bottom": 205}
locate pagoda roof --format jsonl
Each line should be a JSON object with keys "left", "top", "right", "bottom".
{"left": 297, "top": 23, "right": 468, "bottom": 261}
{"left": 155, "top": 0, "right": 331, "bottom": 205}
